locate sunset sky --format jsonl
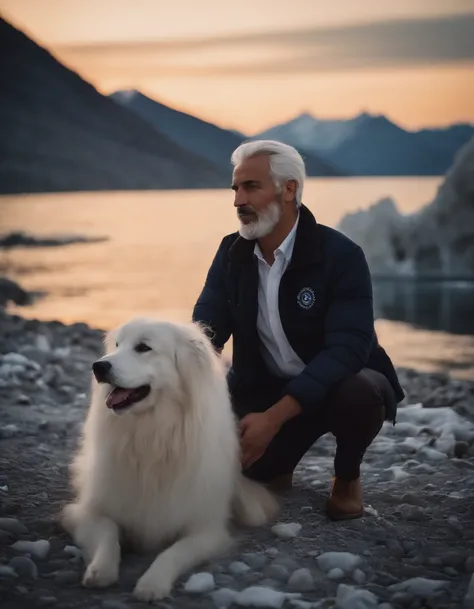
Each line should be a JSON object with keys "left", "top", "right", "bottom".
{"left": 2, "top": 0, "right": 474, "bottom": 133}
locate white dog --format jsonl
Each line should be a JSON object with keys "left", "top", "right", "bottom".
{"left": 61, "top": 317, "right": 279, "bottom": 602}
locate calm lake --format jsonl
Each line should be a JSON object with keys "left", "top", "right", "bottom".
{"left": 1, "top": 176, "right": 473, "bottom": 378}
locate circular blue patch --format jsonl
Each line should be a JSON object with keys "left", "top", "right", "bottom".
{"left": 297, "top": 287, "right": 315, "bottom": 310}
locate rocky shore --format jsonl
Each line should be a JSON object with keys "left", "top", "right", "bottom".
{"left": 0, "top": 311, "right": 473, "bottom": 609}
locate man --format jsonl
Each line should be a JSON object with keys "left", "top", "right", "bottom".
{"left": 192, "top": 140, "right": 404, "bottom": 520}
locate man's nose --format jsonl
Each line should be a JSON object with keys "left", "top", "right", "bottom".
{"left": 233, "top": 188, "right": 247, "bottom": 208}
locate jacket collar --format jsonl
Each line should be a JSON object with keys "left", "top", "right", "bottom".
{"left": 228, "top": 204, "right": 323, "bottom": 268}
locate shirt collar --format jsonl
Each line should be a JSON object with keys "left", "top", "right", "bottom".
{"left": 254, "top": 212, "right": 300, "bottom": 263}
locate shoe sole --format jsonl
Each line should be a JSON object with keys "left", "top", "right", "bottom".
{"left": 327, "top": 509, "right": 364, "bottom": 521}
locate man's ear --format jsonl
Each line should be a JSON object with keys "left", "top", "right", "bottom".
{"left": 283, "top": 179, "right": 297, "bottom": 204}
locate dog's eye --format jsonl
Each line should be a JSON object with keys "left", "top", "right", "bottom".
{"left": 135, "top": 342, "right": 151, "bottom": 353}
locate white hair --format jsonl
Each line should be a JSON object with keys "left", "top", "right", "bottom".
{"left": 231, "top": 140, "right": 306, "bottom": 207}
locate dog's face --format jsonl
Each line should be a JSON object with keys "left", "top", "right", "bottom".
{"left": 92, "top": 318, "right": 212, "bottom": 415}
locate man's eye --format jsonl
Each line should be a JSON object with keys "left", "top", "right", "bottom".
{"left": 135, "top": 342, "right": 151, "bottom": 353}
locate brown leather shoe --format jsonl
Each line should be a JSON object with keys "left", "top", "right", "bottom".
{"left": 265, "top": 473, "right": 293, "bottom": 495}
{"left": 326, "top": 477, "right": 364, "bottom": 520}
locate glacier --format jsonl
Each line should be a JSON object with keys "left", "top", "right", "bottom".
{"left": 337, "top": 137, "right": 474, "bottom": 278}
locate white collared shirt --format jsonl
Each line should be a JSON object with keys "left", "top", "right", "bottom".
{"left": 254, "top": 216, "right": 306, "bottom": 378}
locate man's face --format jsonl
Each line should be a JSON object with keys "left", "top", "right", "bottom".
{"left": 231, "top": 154, "right": 284, "bottom": 240}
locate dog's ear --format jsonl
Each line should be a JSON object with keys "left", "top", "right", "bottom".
{"left": 174, "top": 330, "right": 214, "bottom": 398}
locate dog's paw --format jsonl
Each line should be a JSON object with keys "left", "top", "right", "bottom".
{"left": 133, "top": 572, "right": 172, "bottom": 602}
{"left": 82, "top": 562, "right": 118, "bottom": 588}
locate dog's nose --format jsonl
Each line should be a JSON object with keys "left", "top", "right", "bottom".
{"left": 92, "top": 360, "right": 112, "bottom": 382}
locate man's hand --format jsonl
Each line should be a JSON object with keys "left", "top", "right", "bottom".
{"left": 239, "top": 412, "right": 280, "bottom": 470}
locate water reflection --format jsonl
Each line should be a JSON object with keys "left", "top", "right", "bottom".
{"left": 373, "top": 280, "right": 474, "bottom": 335}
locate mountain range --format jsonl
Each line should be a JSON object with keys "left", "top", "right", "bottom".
{"left": 0, "top": 17, "right": 227, "bottom": 194}
{"left": 1, "top": 16, "right": 473, "bottom": 195}
{"left": 110, "top": 90, "right": 342, "bottom": 177}
{"left": 255, "top": 112, "right": 474, "bottom": 176}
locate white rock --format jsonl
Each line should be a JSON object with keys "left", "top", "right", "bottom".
{"left": 363, "top": 505, "right": 378, "bottom": 517}
{"left": 12, "top": 540, "right": 50, "bottom": 559}
{"left": 235, "top": 586, "right": 301, "bottom": 608}
{"left": 352, "top": 569, "right": 366, "bottom": 584}
{"left": 36, "top": 335, "right": 51, "bottom": 352}
{"left": 386, "top": 465, "right": 410, "bottom": 481}
{"left": 229, "top": 561, "right": 251, "bottom": 575}
{"left": 388, "top": 577, "right": 450, "bottom": 598}
{"left": 0, "top": 424, "right": 20, "bottom": 438}
{"left": 287, "top": 568, "right": 314, "bottom": 591}
{"left": 0, "top": 566, "right": 18, "bottom": 578}
{"left": 317, "top": 552, "right": 362, "bottom": 574}
{"left": 63, "top": 545, "right": 82, "bottom": 558}
{"left": 183, "top": 572, "right": 215, "bottom": 593}
{"left": 418, "top": 446, "right": 448, "bottom": 462}
{"left": 336, "top": 583, "right": 378, "bottom": 608}
{"left": 328, "top": 568, "right": 345, "bottom": 580}
{"left": 271, "top": 522, "right": 302, "bottom": 539}
{"left": 1, "top": 353, "right": 30, "bottom": 367}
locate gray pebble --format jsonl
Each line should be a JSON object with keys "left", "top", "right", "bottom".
{"left": 398, "top": 504, "right": 425, "bottom": 521}
{"left": 15, "top": 585, "right": 28, "bottom": 594}
{"left": 228, "top": 560, "right": 250, "bottom": 575}
{"left": 390, "top": 591, "right": 416, "bottom": 606}
{"left": 378, "top": 603, "right": 394, "bottom": 609}
{"left": 443, "top": 566, "right": 458, "bottom": 577}
{"left": 402, "top": 541, "right": 416, "bottom": 552}
{"left": 0, "top": 530, "right": 14, "bottom": 545}
{"left": 38, "top": 597, "right": 59, "bottom": 607}
{"left": 352, "top": 568, "right": 366, "bottom": 584}
{"left": 375, "top": 572, "right": 400, "bottom": 586}
{"left": 241, "top": 552, "right": 268, "bottom": 569}
{"left": 16, "top": 394, "right": 31, "bottom": 405}
{"left": 214, "top": 573, "right": 235, "bottom": 587}
{"left": 0, "top": 424, "right": 20, "bottom": 438}
{"left": 441, "top": 551, "right": 467, "bottom": 568}
{"left": 387, "top": 539, "right": 405, "bottom": 558}
{"left": 327, "top": 567, "right": 345, "bottom": 581}
{"left": 0, "top": 517, "right": 28, "bottom": 535}
{"left": 300, "top": 506, "right": 312, "bottom": 514}
{"left": 287, "top": 567, "right": 314, "bottom": 591}
{"left": 12, "top": 539, "right": 51, "bottom": 559}
{"left": 102, "top": 601, "right": 132, "bottom": 609}
{"left": 272, "top": 554, "right": 300, "bottom": 571}
{"left": 55, "top": 569, "right": 80, "bottom": 585}
{"left": 45, "top": 559, "right": 72, "bottom": 572}
{"left": 466, "top": 556, "right": 474, "bottom": 573}
{"left": 265, "top": 564, "right": 290, "bottom": 582}
{"left": 0, "top": 565, "right": 18, "bottom": 578}
{"left": 63, "top": 544, "right": 82, "bottom": 558}
{"left": 9, "top": 556, "right": 38, "bottom": 579}
{"left": 259, "top": 578, "right": 280, "bottom": 588}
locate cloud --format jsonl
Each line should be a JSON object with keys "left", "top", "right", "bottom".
{"left": 53, "top": 14, "right": 474, "bottom": 77}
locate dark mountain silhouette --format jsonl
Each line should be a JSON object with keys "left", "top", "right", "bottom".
{"left": 111, "top": 90, "right": 344, "bottom": 177}
{"left": 0, "top": 17, "right": 228, "bottom": 194}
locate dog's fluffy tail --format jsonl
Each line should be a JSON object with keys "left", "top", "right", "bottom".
{"left": 232, "top": 474, "right": 280, "bottom": 527}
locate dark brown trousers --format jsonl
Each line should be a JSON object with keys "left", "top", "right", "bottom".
{"left": 233, "top": 368, "right": 396, "bottom": 482}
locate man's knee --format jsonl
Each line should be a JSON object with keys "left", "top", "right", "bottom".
{"left": 328, "top": 369, "right": 388, "bottom": 420}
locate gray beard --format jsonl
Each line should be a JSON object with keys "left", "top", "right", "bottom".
{"left": 239, "top": 201, "right": 283, "bottom": 240}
